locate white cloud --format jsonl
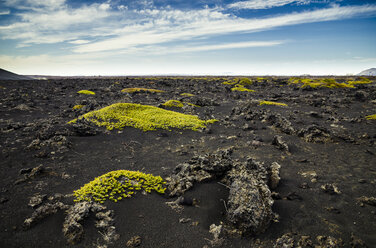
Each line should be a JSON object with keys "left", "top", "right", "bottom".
{"left": 0, "top": 1, "right": 116, "bottom": 45}
{"left": 0, "top": 10, "right": 11, "bottom": 15}
{"left": 68, "top": 40, "right": 91, "bottom": 45}
{"left": 228, "top": 0, "right": 309, "bottom": 9}
{"left": 73, "top": 4, "right": 376, "bottom": 53}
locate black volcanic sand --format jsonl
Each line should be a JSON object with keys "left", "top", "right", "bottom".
{"left": 0, "top": 77, "right": 375, "bottom": 247}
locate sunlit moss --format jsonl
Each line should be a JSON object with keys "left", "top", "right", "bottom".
{"left": 162, "top": 100, "right": 184, "bottom": 108}
{"left": 222, "top": 81, "right": 237, "bottom": 85}
{"left": 77, "top": 90, "right": 95, "bottom": 95}
{"left": 289, "top": 78, "right": 355, "bottom": 88}
{"left": 162, "top": 100, "right": 200, "bottom": 108}
{"left": 238, "top": 78, "right": 253, "bottom": 85}
{"left": 180, "top": 93, "right": 195, "bottom": 97}
{"left": 121, "top": 88, "right": 164, "bottom": 93}
{"left": 259, "top": 100, "right": 288, "bottom": 106}
{"left": 231, "top": 84, "right": 255, "bottom": 92}
{"left": 366, "top": 114, "right": 376, "bottom": 120}
{"left": 72, "top": 105, "right": 85, "bottom": 110}
{"left": 68, "top": 103, "right": 217, "bottom": 131}
{"left": 347, "top": 77, "right": 372, "bottom": 85}
{"left": 73, "top": 170, "right": 166, "bottom": 203}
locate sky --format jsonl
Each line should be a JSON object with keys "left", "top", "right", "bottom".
{"left": 0, "top": 0, "right": 375, "bottom": 76}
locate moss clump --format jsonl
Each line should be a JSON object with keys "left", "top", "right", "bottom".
{"left": 121, "top": 88, "right": 164, "bottom": 93}
{"left": 289, "top": 78, "right": 355, "bottom": 88}
{"left": 69, "top": 103, "right": 217, "bottom": 131}
{"left": 259, "top": 101, "right": 288, "bottom": 106}
{"left": 162, "top": 100, "right": 200, "bottom": 108}
{"left": 347, "top": 77, "right": 372, "bottom": 85}
{"left": 222, "top": 81, "right": 237, "bottom": 85}
{"left": 180, "top": 93, "right": 195, "bottom": 97}
{"left": 77, "top": 90, "right": 95, "bottom": 95}
{"left": 238, "top": 78, "right": 253, "bottom": 85}
{"left": 231, "top": 84, "right": 255, "bottom": 92}
{"left": 162, "top": 100, "right": 184, "bottom": 108}
{"left": 72, "top": 105, "right": 85, "bottom": 110}
{"left": 366, "top": 114, "right": 376, "bottom": 120}
{"left": 73, "top": 170, "right": 166, "bottom": 203}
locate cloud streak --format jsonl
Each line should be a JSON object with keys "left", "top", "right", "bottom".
{"left": 73, "top": 4, "right": 376, "bottom": 53}
{"left": 228, "top": 0, "right": 309, "bottom": 9}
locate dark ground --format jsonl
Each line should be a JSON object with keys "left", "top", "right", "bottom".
{"left": 0, "top": 76, "right": 375, "bottom": 247}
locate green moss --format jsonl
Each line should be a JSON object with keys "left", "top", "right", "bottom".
{"left": 162, "top": 100, "right": 184, "bottom": 108}
{"left": 238, "top": 78, "right": 253, "bottom": 85}
{"left": 77, "top": 90, "right": 95, "bottom": 95}
{"left": 259, "top": 100, "right": 288, "bottom": 106}
{"left": 347, "top": 77, "right": 372, "bottom": 85}
{"left": 73, "top": 170, "right": 166, "bottom": 203}
{"left": 289, "top": 78, "right": 355, "bottom": 88}
{"left": 222, "top": 81, "right": 237, "bottom": 85}
{"left": 180, "top": 93, "right": 195, "bottom": 97}
{"left": 72, "top": 105, "right": 85, "bottom": 110}
{"left": 121, "top": 88, "right": 164, "bottom": 93}
{"left": 69, "top": 103, "right": 217, "bottom": 131}
{"left": 162, "top": 100, "right": 200, "bottom": 108}
{"left": 366, "top": 114, "right": 376, "bottom": 120}
{"left": 231, "top": 84, "right": 255, "bottom": 92}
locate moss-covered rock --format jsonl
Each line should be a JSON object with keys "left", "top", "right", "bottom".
{"left": 259, "top": 101, "right": 287, "bottom": 107}
{"left": 74, "top": 170, "right": 166, "bottom": 203}
{"left": 121, "top": 88, "right": 164, "bottom": 93}
{"left": 77, "top": 90, "right": 95, "bottom": 95}
{"left": 69, "top": 103, "right": 217, "bottom": 131}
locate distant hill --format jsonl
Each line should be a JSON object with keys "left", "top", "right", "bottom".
{"left": 0, "top": 68, "right": 33, "bottom": 80}
{"left": 357, "top": 68, "right": 376, "bottom": 76}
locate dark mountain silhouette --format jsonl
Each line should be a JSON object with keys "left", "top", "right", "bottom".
{"left": 0, "top": 68, "right": 33, "bottom": 80}
{"left": 358, "top": 68, "right": 376, "bottom": 76}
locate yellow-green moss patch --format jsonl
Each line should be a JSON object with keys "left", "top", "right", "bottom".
{"left": 121, "top": 88, "right": 164, "bottom": 93}
{"left": 288, "top": 78, "right": 355, "bottom": 88}
{"left": 347, "top": 77, "right": 373, "bottom": 85}
{"left": 259, "top": 101, "right": 288, "bottom": 106}
{"left": 69, "top": 103, "right": 217, "bottom": 131}
{"left": 72, "top": 105, "right": 85, "bottom": 110}
{"left": 162, "top": 100, "right": 184, "bottom": 108}
{"left": 73, "top": 170, "right": 166, "bottom": 203}
{"left": 180, "top": 93, "right": 195, "bottom": 97}
{"left": 231, "top": 84, "right": 255, "bottom": 92}
{"left": 77, "top": 90, "right": 95, "bottom": 95}
{"left": 366, "top": 114, "right": 376, "bottom": 120}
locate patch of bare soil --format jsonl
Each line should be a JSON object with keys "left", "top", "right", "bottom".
{"left": 0, "top": 76, "right": 375, "bottom": 247}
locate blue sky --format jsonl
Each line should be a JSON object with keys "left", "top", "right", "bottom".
{"left": 0, "top": 0, "right": 375, "bottom": 75}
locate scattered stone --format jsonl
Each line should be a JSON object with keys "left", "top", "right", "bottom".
{"left": 166, "top": 148, "right": 233, "bottom": 196}
{"left": 23, "top": 202, "right": 68, "bottom": 229}
{"left": 299, "top": 171, "right": 318, "bottom": 183}
{"left": 321, "top": 184, "right": 341, "bottom": 195}
{"left": 274, "top": 233, "right": 295, "bottom": 248}
{"left": 14, "top": 104, "right": 32, "bottom": 111}
{"left": 350, "top": 233, "right": 368, "bottom": 248}
{"left": 272, "top": 135, "right": 289, "bottom": 152}
{"left": 63, "top": 201, "right": 117, "bottom": 245}
{"left": 357, "top": 196, "right": 376, "bottom": 207}
{"left": 28, "top": 194, "right": 47, "bottom": 208}
{"left": 179, "top": 218, "right": 191, "bottom": 223}
{"left": 226, "top": 158, "right": 274, "bottom": 234}
{"left": 14, "top": 165, "right": 45, "bottom": 185}
{"left": 358, "top": 179, "right": 366, "bottom": 184}
{"left": 298, "top": 125, "right": 331, "bottom": 143}
{"left": 269, "top": 162, "right": 281, "bottom": 190}
{"left": 316, "top": 235, "right": 343, "bottom": 248}
{"left": 286, "top": 192, "right": 303, "bottom": 201}
{"left": 208, "top": 224, "right": 224, "bottom": 247}
{"left": 126, "top": 236, "right": 141, "bottom": 247}
{"left": 299, "top": 183, "right": 310, "bottom": 189}
{"left": 325, "top": 207, "right": 341, "bottom": 214}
